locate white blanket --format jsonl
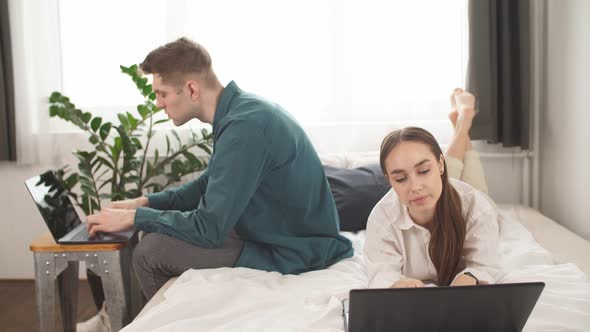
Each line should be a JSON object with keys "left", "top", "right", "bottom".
{"left": 123, "top": 210, "right": 590, "bottom": 332}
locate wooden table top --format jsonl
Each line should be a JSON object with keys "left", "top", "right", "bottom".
{"left": 29, "top": 232, "right": 129, "bottom": 252}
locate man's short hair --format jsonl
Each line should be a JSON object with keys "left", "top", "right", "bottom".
{"left": 140, "top": 37, "right": 215, "bottom": 87}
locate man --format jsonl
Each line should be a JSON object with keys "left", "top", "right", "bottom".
{"left": 86, "top": 37, "right": 353, "bottom": 305}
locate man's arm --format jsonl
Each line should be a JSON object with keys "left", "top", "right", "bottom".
{"left": 134, "top": 122, "right": 271, "bottom": 248}
{"left": 146, "top": 169, "right": 209, "bottom": 211}
{"left": 101, "top": 169, "right": 209, "bottom": 212}
{"left": 85, "top": 176, "right": 213, "bottom": 235}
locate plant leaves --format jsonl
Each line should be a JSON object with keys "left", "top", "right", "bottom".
{"left": 145, "top": 182, "right": 162, "bottom": 193}
{"left": 137, "top": 77, "right": 147, "bottom": 89}
{"left": 91, "top": 199, "right": 100, "bottom": 211}
{"left": 78, "top": 176, "right": 92, "bottom": 187}
{"left": 90, "top": 117, "right": 102, "bottom": 132}
{"left": 49, "top": 105, "right": 59, "bottom": 117}
{"left": 127, "top": 189, "right": 140, "bottom": 198}
{"left": 95, "top": 168, "right": 111, "bottom": 182}
{"left": 63, "top": 173, "right": 79, "bottom": 190}
{"left": 48, "top": 65, "right": 215, "bottom": 210}
{"left": 137, "top": 105, "right": 149, "bottom": 118}
{"left": 117, "top": 113, "right": 130, "bottom": 130}
{"left": 182, "top": 151, "right": 198, "bottom": 164}
{"left": 80, "top": 183, "right": 95, "bottom": 195}
{"left": 146, "top": 160, "right": 153, "bottom": 176}
{"left": 114, "top": 137, "right": 122, "bottom": 154}
{"left": 81, "top": 112, "right": 92, "bottom": 124}
{"left": 91, "top": 158, "right": 103, "bottom": 173}
{"left": 99, "top": 123, "right": 112, "bottom": 140}
{"left": 96, "top": 156, "right": 114, "bottom": 169}
{"left": 142, "top": 84, "right": 152, "bottom": 96}
{"left": 171, "top": 159, "right": 183, "bottom": 174}
{"left": 131, "top": 137, "right": 143, "bottom": 150}
{"left": 98, "top": 178, "right": 113, "bottom": 191}
{"left": 197, "top": 143, "right": 212, "bottom": 155}
{"left": 81, "top": 194, "right": 90, "bottom": 216}
{"left": 127, "top": 112, "right": 138, "bottom": 130}
{"left": 49, "top": 92, "right": 61, "bottom": 103}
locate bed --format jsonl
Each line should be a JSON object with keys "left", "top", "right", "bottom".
{"left": 122, "top": 153, "right": 590, "bottom": 332}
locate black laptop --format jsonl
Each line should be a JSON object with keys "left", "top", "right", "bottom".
{"left": 25, "top": 170, "right": 134, "bottom": 244}
{"left": 343, "top": 282, "right": 545, "bottom": 332}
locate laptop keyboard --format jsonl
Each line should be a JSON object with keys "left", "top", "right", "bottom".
{"left": 71, "top": 227, "right": 90, "bottom": 241}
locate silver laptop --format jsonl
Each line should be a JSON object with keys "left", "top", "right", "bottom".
{"left": 342, "top": 282, "right": 544, "bottom": 332}
{"left": 25, "top": 170, "right": 134, "bottom": 244}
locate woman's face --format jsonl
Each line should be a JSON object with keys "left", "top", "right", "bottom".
{"left": 383, "top": 141, "right": 444, "bottom": 219}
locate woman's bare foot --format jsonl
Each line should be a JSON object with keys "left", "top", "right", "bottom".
{"left": 454, "top": 91, "right": 476, "bottom": 134}
{"left": 449, "top": 111, "right": 458, "bottom": 128}
{"left": 449, "top": 88, "right": 463, "bottom": 128}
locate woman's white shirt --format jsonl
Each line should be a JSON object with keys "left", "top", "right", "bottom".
{"left": 363, "top": 178, "right": 499, "bottom": 288}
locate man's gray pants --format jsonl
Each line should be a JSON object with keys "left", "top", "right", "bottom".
{"left": 133, "top": 232, "right": 244, "bottom": 300}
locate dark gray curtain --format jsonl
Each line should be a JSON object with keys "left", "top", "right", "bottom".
{"left": 466, "top": 0, "right": 531, "bottom": 149}
{"left": 1, "top": 0, "right": 16, "bottom": 161}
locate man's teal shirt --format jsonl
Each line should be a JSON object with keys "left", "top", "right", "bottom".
{"left": 135, "top": 81, "right": 353, "bottom": 274}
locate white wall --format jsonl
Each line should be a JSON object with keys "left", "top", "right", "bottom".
{"left": 0, "top": 164, "right": 66, "bottom": 279}
{"left": 540, "top": 0, "right": 590, "bottom": 241}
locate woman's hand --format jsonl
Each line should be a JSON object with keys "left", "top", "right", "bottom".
{"left": 390, "top": 278, "right": 425, "bottom": 288}
{"left": 451, "top": 273, "right": 478, "bottom": 286}
{"left": 108, "top": 197, "right": 149, "bottom": 210}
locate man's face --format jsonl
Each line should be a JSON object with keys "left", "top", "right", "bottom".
{"left": 152, "top": 73, "right": 196, "bottom": 126}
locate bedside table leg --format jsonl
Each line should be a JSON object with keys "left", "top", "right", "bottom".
{"left": 99, "top": 251, "right": 128, "bottom": 331}
{"left": 34, "top": 252, "right": 56, "bottom": 332}
{"left": 125, "top": 234, "right": 144, "bottom": 319}
{"left": 58, "top": 261, "right": 79, "bottom": 332}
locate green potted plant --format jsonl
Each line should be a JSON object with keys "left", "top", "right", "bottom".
{"left": 48, "top": 64, "right": 213, "bottom": 215}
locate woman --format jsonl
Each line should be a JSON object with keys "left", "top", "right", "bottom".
{"left": 363, "top": 89, "right": 499, "bottom": 288}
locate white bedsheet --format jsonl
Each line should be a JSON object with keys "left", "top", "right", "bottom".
{"left": 123, "top": 210, "right": 590, "bottom": 332}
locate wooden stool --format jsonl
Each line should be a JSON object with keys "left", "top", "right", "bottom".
{"left": 29, "top": 232, "right": 140, "bottom": 332}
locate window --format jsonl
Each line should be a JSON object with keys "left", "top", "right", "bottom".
{"left": 184, "top": 0, "right": 468, "bottom": 125}
{"left": 58, "top": 0, "right": 168, "bottom": 128}
{"left": 14, "top": 0, "right": 467, "bottom": 158}
{"left": 58, "top": 0, "right": 467, "bottom": 124}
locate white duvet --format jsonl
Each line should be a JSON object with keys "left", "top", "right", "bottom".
{"left": 123, "top": 210, "right": 590, "bottom": 332}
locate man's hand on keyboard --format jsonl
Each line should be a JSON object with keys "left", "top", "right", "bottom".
{"left": 87, "top": 208, "right": 135, "bottom": 236}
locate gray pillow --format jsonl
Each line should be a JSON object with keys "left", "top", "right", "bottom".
{"left": 324, "top": 164, "right": 390, "bottom": 232}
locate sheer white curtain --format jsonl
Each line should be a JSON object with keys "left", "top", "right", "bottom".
{"left": 190, "top": 0, "right": 468, "bottom": 124}
{"left": 10, "top": 0, "right": 467, "bottom": 163}
{"left": 9, "top": 0, "right": 61, "bottom": 165}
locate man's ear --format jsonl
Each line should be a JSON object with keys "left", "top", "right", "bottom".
{"left": 186, "top": 80, "right": 200, "bottom": 101}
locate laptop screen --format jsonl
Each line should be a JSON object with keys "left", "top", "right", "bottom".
{"left": 347, "top": 282, "right": 545, "bottom": 332}
{"left": 25, "top": 171, "right": 81, "bottom": 241}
